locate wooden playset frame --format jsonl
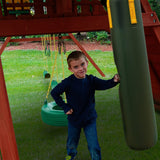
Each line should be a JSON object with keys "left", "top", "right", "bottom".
{"left": 0, "top": 0, "right": 160, "bottom": 159}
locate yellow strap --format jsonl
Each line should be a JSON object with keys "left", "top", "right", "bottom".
{"left": 41, "top": 36, "right": 47, "bottom": 70}
{"left": 46, "top": 35, "right": 58, "bottom": 99}
{"left": 43, "top": 35, "right": 49, "bottom": 70}
{"left": 45, "top": 35, "right": 67, "bottom": 102}
{"left": 61, "top": 48, "right": 65, "bottom": 79}
{"left": 52, "top": 35, "right": 59, "bottom": 83}
{"left": 128, "top": 0, "right": 137, "bottom": 24}
{"left": 46, "top": 35, "right": 50, "bottom": 70}
{"left": 55, "top": 58, "right": 59, "bottom": 82}
{"left": 49, "top": 34, "right": 53, "bottom": 67}
{"left": 107, "top": 0, "right": 113, "bottom": 29}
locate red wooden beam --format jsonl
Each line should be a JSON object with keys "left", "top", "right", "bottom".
{"left": 149, "top": 61, "right": 160, "bottom": 109}
{"left": 142, "top": 12, "right": 160, "bottom": 27}
{"left": 0, "top": 58, "right": 19, "bottom": 160}
{"left": 0, "top": 12, "right": 159, "bottom": 37}
{"left": 141, "top": 0, "right": 152, "bottom": 12}
{"left": 141, "top": 0, "right": 160, "bottom": 111}
{"left": 0, "top": 0, "right": 159, "bottom": 38}
{"left": 153, "top": 27, "right": 160, "bottom": 44}
{"left": 69, "top": 33, "right": 105, "bottom": 77}
{"left": 0, "top": 37, "right": 11, "bottom": 56}
{"left": 0, "top": 15, "right": 109, "bottom": 37}
{"left": 9, "top": 36, "right": 71, "bottom": 43}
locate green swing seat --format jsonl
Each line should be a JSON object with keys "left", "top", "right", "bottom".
{"left": 41, "top": 101, "right": 68, "bottom": 126}
{"left": 51, "top": 80, "right": 58, "bottom": 89}
{"left": 41, "top": 80, "right": 67, "bottom": 126}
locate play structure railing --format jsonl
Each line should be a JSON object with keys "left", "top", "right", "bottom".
{"left": 0, "top": 0, "right": 106, "bottom": 18}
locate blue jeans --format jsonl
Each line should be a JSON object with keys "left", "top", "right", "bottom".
{"left": 67, "top": 120, "right": 101, "bottom": 160}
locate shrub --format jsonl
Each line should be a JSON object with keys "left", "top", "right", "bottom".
{"left": 96, "top": 31, "right": 111, "bottom": 44}
{"left": 87, "top": 31, "right": 111, "bottom": 44}
{"left": 86, "top": 32, "right": 97, "bottom": 41}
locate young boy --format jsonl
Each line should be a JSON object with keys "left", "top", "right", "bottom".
{"left": 51, "top": 51, "right": 120, "bottom": 160}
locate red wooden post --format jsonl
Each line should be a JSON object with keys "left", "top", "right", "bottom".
{"left": 34, "top": 0, "right": 43, "bottom": 16}
{"left": 0, "top": 57, "right": 19, "bottom": 159}
{"left": 46, "top": 0, "right": 56, "bottom": 17}
{"left": 141, "top": 0, "right": 160, "bottom": 110}
{"left": 0, "top": 3, "right": 3, "bottom": 17}
{"left": 148, "top": 56, "right": 160, "bottom": 109}
{"left": 80, "top": 0, "right": 91, "bottom": 16}
{"left": 141, "top": 0, "right": 152, "bottom": 12}
{"left": 0, "top": 37, "right": 11, "bottom": 56}
{"left": 63, "top": 0, "right": 72, "bottom": 16}
{"left": 69, "top": 33, "right": 105, "bottom": 77}
{"left": 56, "top": 0, "right": 63, "bottom": 16}
{"left": 92, "top": 0, "right": 106, "bottom": 16}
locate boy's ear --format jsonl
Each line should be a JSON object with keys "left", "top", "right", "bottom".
{"left": 86, "top": 60, "right": 88, "bottom": 65}
{"left": 68, "top": 67, "right": 73, "bottom": 73}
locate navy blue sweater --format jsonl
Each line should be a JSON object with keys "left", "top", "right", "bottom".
{"left": 51, "top": 74, "right": 118, "bottom": 127}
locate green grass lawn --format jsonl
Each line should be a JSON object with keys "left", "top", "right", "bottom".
{"left": 1, "top": 49, "right": 160, "bottom": 160}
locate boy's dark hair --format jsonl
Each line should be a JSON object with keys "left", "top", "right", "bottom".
{"left": 67, "top": 51, "right": 87, "bottom": 68}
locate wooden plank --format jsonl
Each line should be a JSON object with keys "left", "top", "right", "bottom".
{"left": 148, "top": 54, "right": 160, "bottom": 63}
{"left": 47, "top": 0, "right": 56, "bottom": 16}
{"left": 141, "top": 0, "right": 152, "bottom": 13}
{"left": 149, "top": 61, "right": 160, "bottom": 110}
{"left": 79, "top": 0, "right": 91, "bottom": 16}
{"left": 34, "top": 0, "right": 44, "bottom": 16}
{"left": 153, "top": 27, "right": 160, "bottom": 44}
{"left": 9, "top": 36, "right": 71, "bottom": 42}
{"left": 142, "top": 12, "right": 160, "bottom": 27}
{"left": 0, "top": 15, "right": 109, "bottom": 37}
{"left": 63, "top": 0, "right": 73, "bottom": 16}
{"left": 0, "top": 12, "right": 160, "bottom": 37}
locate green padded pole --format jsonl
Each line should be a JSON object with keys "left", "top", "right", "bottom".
{"left": 108, "top": 0, "right": 157, "bottom": 149}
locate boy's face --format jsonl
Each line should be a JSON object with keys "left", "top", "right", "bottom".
{"left": 68, "top": 57, "right": 88, "bottom": 79}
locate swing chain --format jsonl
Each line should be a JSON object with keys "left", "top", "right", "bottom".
{"left": 44, "top": 37, "right": 51, "bottom": 56}
{"left": 58, "top": 34, "right": 66, "bottom": 54}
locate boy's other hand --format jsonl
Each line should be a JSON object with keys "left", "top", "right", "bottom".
{"left": 114, "top": 74, "right": 120, "bottom": 83}
{"left": 66, "top": 109, "right": 73, "bottom": 115}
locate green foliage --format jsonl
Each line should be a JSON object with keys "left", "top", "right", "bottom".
{"left": 96, "top": 31, "right": 111, "bottom": 44}
{"left": 0, "top": 0, "right": 4, "bottom": 16}
{"left": 96, "top": 32, "right": 109, "bottom": 41}
{"left": 87, "top": 31, "right": 111, "bottom": 44}
{"left": 149, "top": 0, "right": 160, "bottom": 19}
{"left": 25, "top": 35, "right": 43, "bottom": 38}
{"left": 0, "top": 37, "right": 5, "bottom": 41}
{"left": 87, "top": 32, "right": 97, "bottom": 41}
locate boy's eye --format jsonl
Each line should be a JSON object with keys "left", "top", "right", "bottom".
{"left": 74, "top": 66, "right": 78, "bottom": 69}
{"left": 81, "top": 62, "right": 85, "bottom": 66}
